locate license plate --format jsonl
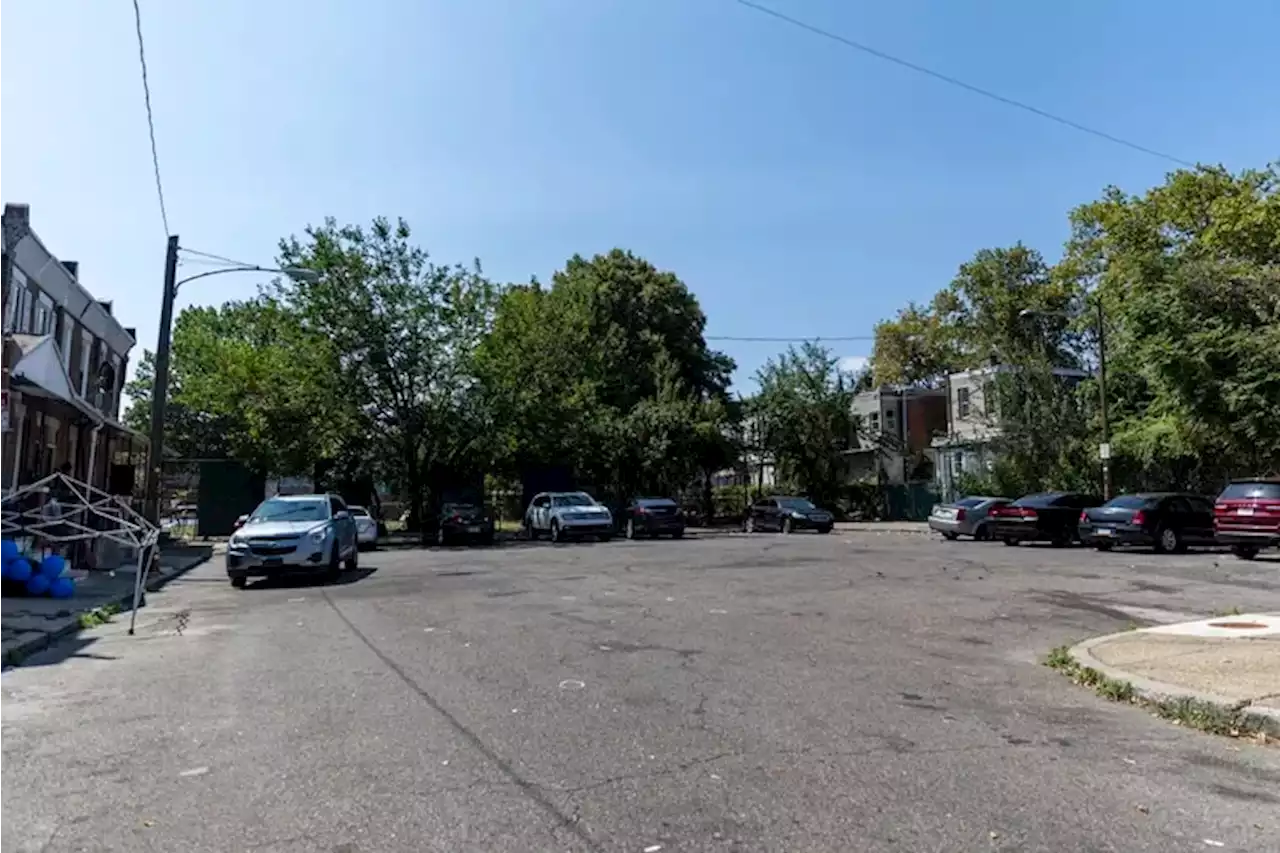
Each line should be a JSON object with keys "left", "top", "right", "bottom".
{"left": 467, "top": 525, "right": 482, "bottom": 533}
{"left": 1237, "top": 508, "right": 1255, "bottom": 516}
{"left": 1096, "top": 528, "right": 1113, "bottom": 536}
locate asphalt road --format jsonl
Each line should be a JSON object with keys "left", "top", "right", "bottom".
{"left": 3, "top": 531, "right": 1279, "bottom": 852}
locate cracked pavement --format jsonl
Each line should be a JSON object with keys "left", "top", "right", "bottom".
{"left": 3, "top": 532, "right": 1279, "bottom": 851}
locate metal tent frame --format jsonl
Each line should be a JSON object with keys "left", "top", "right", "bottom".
{"left": 1, "top": 472, "right": 160, "bottom": 635}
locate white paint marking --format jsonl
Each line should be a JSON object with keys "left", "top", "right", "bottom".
{"left": 288, "top": 597, "right": 306, "bottom": 603}
{"left": 1203, "top": 841, "right": 1225, "bottom": 848}
{"left": 709, "top": 609, "right": 728, "bottom": 615}
{"left": 559, "top": 679, "right": 586, "bottom": 691}
{"left": 179, "top": 766, "right": 209, "bottom": 777}
{"left": 665, "top": 597, "right": 675, "bottom": 602}
{"left": 424, "top": 627, "right": 436, "bottom": 633}
{"left": 645, "top": 846, "right": 664, "bottom": 852}
{"left": 1145, "top": 613, "right": 1279, "bottom": 638}
{"left": 560, "top": 595, "right": 576, "bottom": 601}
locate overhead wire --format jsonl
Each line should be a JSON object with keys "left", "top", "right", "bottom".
{"left": 131, "top": 0, "right": 172, "bottom": 237}
{"left": 732, "top": 0, "right": 1197, "bottom": 168}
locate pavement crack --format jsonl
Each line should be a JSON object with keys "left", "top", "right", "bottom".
{"left": 320, "top": 591, "right": 604, "bottom": 853}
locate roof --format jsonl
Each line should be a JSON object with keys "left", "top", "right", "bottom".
{"left": 267, "top": 493, "right": 329, "bottom": 502}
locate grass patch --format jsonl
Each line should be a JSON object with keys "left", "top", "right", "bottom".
{"left": 1212, "top": 606, "right": 1243, "bottom": 617}
{"left": 1044, "top": 643, "right": 1278, "bottom": 744}
{"left": 76, "top": 602, "right": 122, "bottom": 631}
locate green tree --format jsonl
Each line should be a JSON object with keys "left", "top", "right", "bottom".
{"left": 124, "top": 348, "right": 235, "bottom": 461}
{"left": 753, "top": 342, "right": 856, "bottom": 506}
{"left": 275, "top": 217, "right": 497, "bottom": 529}
{"left": 1062, "top": 164, "right": 1280, "bottom": 489}
{"left": 476, "top": 249, "right": 734, "bottom": 497}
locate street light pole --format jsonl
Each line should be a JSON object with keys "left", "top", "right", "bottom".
{"left": 1096, "top": 300, "right": 1111, "bottom": 500}
{"left": 144, "top": 235, "right": 180, "bottom": 523}
{"left": 142, "top": 243, "right": 320, "bottom": 524}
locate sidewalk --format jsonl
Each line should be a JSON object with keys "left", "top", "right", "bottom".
{"left": 833, "top": 520, "right": 931, "bottom": 536}
{"left": 1070, "top": 614, "right": 1280, "bottom": 723}
{"left": 1, "top": 542, "right": 214, "bottom": 666}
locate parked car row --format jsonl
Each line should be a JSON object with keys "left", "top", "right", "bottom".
{"left": 929, "top": 477, "right": 1280, "bottom": 561}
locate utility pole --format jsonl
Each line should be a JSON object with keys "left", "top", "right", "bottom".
{"left": 1096, "top": 299, "right": 1111, "bottom": 501}
{"left": 144, "top": 234, "right": 180, "bottom": 524}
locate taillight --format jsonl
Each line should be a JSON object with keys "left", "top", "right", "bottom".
{"left": 448, "top": 514, "right": 463, "bottom": 523}
{"left": 954, "top": 508, "right": 967, "bottom": 521}
{"left": 1131, "top": 510, "right": 1146, "bottom": 526}
{"left": 1079, "top": 510, "right": 1088, "bottom": 523}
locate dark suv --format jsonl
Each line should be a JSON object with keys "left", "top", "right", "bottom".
{"left": 1214, "top": 478, "right": 1280, "bottom": 560}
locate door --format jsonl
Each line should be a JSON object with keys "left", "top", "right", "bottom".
{"left": 530, "top": 494, "right": 551, "bottom": 531}
{"left": 329, "top": 495, "right": 354, "bottom": 556}
{"left": 1183, "top": 496, "right": 1216, "bottom": 543}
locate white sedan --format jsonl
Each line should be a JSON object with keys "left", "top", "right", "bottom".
{"left": 349, "top": 506, "right": 379, "bottom": 548}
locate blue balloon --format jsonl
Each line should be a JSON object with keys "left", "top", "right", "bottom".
{"left": 1, "top": 539, "right": 18, "bottom": 563}
{"left": 26, "top": 573, "right": 51, "bottom": 596}
{"left": 40, "top": 554, "right": 66, "bottom": 578}
{"left": 9, "top": 558, "right": 33, "bottom": 583}
{"left": 50, "top": 576, "right": 76, "bottom": 599}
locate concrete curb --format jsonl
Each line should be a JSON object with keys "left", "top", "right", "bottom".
{"left": 2, "top": 547, "right": 213, "bottom": 667}
{"left": 1068, "top": 632, "right": 1280, "bottom": 724}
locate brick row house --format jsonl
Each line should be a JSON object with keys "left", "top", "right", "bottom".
{"left": 2, "top": 203, "right": 144, "bottom": 497}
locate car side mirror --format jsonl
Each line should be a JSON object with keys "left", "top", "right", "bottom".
{"left": 333, "top": 510, "right": 349, "bottom": 520}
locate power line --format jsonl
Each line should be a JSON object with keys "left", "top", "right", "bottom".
{"left": 707, "top": 335, "right": 875, "bottom": 343}
{"left": 732, "top": 0, "right": 1196, "bottom": 168}
{"left": 131, "top": 0, "right": 171, "bottom": 236}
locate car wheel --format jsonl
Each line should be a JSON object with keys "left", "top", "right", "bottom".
{"left": 230, "top": 575, "right": 247, "bottom": 589}
{"left": 671, "top": 528, "right": 685, "bottom": 539}
{"left": 1003, "top": 537, "right": 1018, "bottom": 547}
{"left": 1155, "top": 526, "right": 1183, "bottom": 554}
{"left": 326, "top": 544, "right": 342, "bottom": 580}
{"left": 598, "top": 533, "right": 613, "bottom": 543}
{"left": 943, "top": 532, "right": 959, "bottom": 541}
{"left": 550, "top": 520, "right": 563, "bottom": 543}
{"left": 973, "top": 524, "right": 990, "bottom": 541}
{"left": 523, "top": 519, "right": 537, "bottom": 541}
{"left": 782, "top": 517, "right": 793, "bottom": 534}
{"left": 1095, "top": 542, "right": 1114, "bottom": 551}
{"left": 436, "top": 527, "right": 448, "bottom": 547}
{"left": 625, "top": 519, "right": 638, "bottom": 540}
{"left": 344, "top": 545, "right": 359, "bottom": 571}
{"left": 1233, "top": 545, "right": 1259, "bottom": 561}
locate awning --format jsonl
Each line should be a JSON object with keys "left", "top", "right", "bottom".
{"left": 5, "top": 333, "right": 104, "bottom": 424}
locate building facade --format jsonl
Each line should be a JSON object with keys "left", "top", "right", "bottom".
{"left": 2, "top": 203, "right": 142, "bottom": 496}
{"left": 845, "top": 386, "right": 948, "bottom": 485}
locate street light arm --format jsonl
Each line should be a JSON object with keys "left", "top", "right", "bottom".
{"left": 175, "top": 264, "right": 317, "bottom": 292}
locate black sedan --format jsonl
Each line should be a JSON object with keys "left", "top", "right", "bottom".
{"left": 620, "top": 497, "right": 686, "bottom": 539}
{"left": 436, "top": 502, "right": 495, "bottom": 546}
{"left": 743, "top": 496, "right": 834, "bottom": 534}
{"left": 989, "top": 491, "right": 1102, "bottom": 546}
{"left": 1079, "top": 492, "right": 1217, "bottom": 553}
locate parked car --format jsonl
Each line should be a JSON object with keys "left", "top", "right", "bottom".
{"left": 743, "top": 496, "right": 834, "bottom": 534}
{"left": 523, "top": 492, "right": 614, "bottom": 542}
{"left": 226, "top": 493, "right": 360, "bottom": 588}
{"left": 928, "top": 496, "right": 1010, "bottom": 541}
{"left": 1214, "top": 478, "right": 1280, "bottom": 560}
{"left": 989, "top": 491, "right": 1103, "bottom": 546}
{"left": 349, "top": 505, "right": 379, "bottom": 549}
{"left": 436, "top": 501, "right": 495, "bottom": 546}
{"left": 1078, "top": 493, "right": 1216, "bottom": 553}
{"left": 621, "top": 497, "right": 686, "bottom": 539}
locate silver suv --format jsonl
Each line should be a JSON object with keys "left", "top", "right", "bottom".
{"left": 226, "top": 493, "right": 359, "bottom": 588}
{"left": 524, "top": 491, "right": 614, "bottom": 542}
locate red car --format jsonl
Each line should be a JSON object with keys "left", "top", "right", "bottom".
{"left": 1214, "top": 478, "right": 1280, "bottom": 560}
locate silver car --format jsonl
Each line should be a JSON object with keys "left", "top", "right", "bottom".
{"left": 226, "top": 493, "right": 360, "bottom": 587}
{"left": 524, "top": 491, "right": 614, "bottom": 542}
{"left": 349, "top": 505, "right": 379, "bottom": 548}
{"left": 928, "top": 496, "right": 1010, "bottom": 541}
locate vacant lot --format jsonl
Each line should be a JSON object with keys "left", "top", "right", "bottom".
{"left": 4, "top": 532, "right": 1278, "bottom": 852}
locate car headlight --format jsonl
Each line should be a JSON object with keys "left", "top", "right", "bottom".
{"left": 309, "top": 527, "right": 328, "bottom": 544}
{"left": 229, "top": 534, "right": 246, "bottom": 548}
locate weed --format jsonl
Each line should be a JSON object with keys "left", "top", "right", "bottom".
{"left": 76, "top": 603, "right": 122, "bottom": 631}
{"left": 1044, "top": 644, "right": 1278, "bottom": 743}
{"left": 1211, "top": 606, "right": 1243, "bottom": 617}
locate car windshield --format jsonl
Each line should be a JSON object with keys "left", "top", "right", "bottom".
{"left": 1103, "top": 496, "right": 1150, "bottom": 509}
{"left": 777, "top": 498, "right": 817, "bottom": 511}
{"left": 1220, "top": 482, "right": 1280, "bottom": 500}
{"left": 553, "top": 493, "right": 596, "bottom": 507}
{"left": 249, "top": 498, "right": 328, "bottom": 523}
{"left": 1012, "top": 493, "right": 1059, "bottom": 507}
{"left": 954, "top": 497, "right": 987, "bottom": 508}
{"left": 443, "top": 503, "right": 481, "bottom": 514}
{"left": 637, "top": 498, "right": 677, "bottom": 508}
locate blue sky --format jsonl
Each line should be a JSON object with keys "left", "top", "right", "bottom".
{"left": 4, "top": 0, "right": 1277, "bottom": 391}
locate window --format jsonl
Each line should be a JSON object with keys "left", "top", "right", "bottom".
{"left": 957, "top": 387, "right": 972, "bottom": 419}
{"left": 328, "top": 495, "right": 347, "bottom": 515}
{"left": 867, "top": 411, "right": 880, "bottom": 432}
{"left": 884, "top": 408, "right": 897, "bottom": 433}
{"left": 34, "top": 293, "right": 54, "bottom": 335}
{"left": 9, "top": 284, "right": 30, "bottom": 333}
{"left": 78, "top": 331, "right": 93, "bottom": 396}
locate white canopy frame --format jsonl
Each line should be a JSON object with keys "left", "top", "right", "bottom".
{"left": 2, "top": 472, "right": 160, "bottom": 635}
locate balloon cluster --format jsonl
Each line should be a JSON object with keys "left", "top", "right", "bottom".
{"left": 1, "top": 540, "right": 76, "bottom": 599}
